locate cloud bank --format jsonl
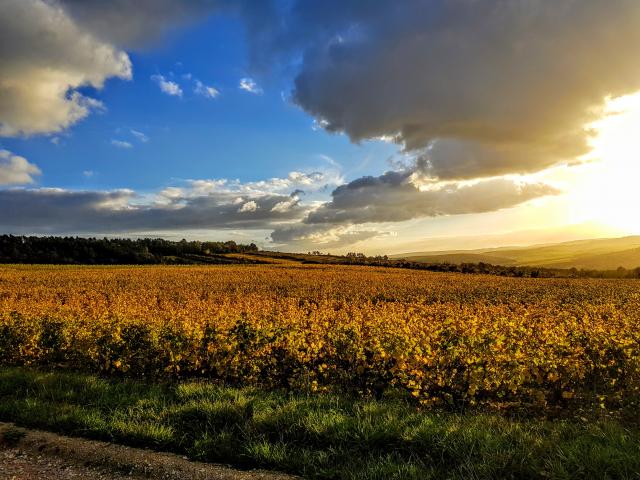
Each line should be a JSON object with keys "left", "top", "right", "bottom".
{"left": 0, "top": 170, "right": 340, "bottom": 236}
{"left": 0, "top": 166, "right": 555, "bottom": 250}
{"left": 305, "top": 175, "right": 559, "bottom": 225}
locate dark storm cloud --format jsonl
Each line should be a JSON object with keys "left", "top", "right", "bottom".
{"left": 254, "top": 0, "right": 640, "bottom": 179}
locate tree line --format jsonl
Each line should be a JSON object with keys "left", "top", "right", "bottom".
{"left": 0, "top": 235, "right": 258, "bottom": 265}
{"left": 307, "top": 251, "right": 640, "bottom": 279}
{"left": 1, "top": 235, "right": 638, "bottom": 278}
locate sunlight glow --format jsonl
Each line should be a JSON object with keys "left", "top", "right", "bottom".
{"left": 571, "top": 93, "right": 640, "bottom": 234}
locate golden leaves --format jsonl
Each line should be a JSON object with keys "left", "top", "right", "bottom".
{"left": 0, "top": 264, "right": 639, "bottom": 410}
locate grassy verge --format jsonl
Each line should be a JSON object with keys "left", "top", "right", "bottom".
{"left": 0, "top": 367, "right": 638, "bottom": 479}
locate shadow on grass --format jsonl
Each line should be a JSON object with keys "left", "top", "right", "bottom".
{"left": 0, "top": 367, "right": 638, "bottom": 479}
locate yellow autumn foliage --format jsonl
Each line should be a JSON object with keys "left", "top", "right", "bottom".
{"left": 1, "top": 264, "right": 638, "bottom": 410}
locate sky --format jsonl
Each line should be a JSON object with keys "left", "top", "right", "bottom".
{"left": 0, "top": 0, "right": 639, "bottom": 254}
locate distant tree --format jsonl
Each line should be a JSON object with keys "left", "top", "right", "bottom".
{"left": 0, "top": 235, "right": 260, "bottom": 265}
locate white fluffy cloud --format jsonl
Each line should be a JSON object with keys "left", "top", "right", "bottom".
{"left": 0, "top": 0, "right": 239, "bottom": 137}
{"left": 194, "top": 80, "right": 220, "bottom": 99}
{"left": 0, "top": 150, "right": 41, "bottom": 185}
{"left": 174, "top": 170, "right": 342, "bottom": 198}
{"left": 151, "top": 75, "right": 183, "bottom": 97}
{"left": 239, "top": 78, "right": 263, "bottom": 94}
{"left": 0, "top": 0, "right": 131, "bottom": 137}
{"left": 0, "top": 160, "right": 559, "bottom": 249}
{"left": 238, "top": 201, "right": 258, "bottom": 213}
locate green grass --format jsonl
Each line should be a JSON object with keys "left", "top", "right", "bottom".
{"left": 0, "top": 367, "right": 638, "bottom": 479}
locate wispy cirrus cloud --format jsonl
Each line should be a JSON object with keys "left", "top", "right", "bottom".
{"left": 111, "top": 139, "right": 133, "bottom": 149}
{"left": 130, "top": 129, "right": 149, "bottom": 143}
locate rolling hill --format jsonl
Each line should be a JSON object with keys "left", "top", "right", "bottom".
{"left": 392, "top": 236, "right": 640, "bottom": 270}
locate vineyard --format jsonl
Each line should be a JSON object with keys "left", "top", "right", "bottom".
{"left": 1, "top": 264, "right": 639, "bottom": 412}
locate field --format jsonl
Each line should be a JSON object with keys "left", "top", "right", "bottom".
{"left": 1, "top": 264, "right": 639, "bottom": 478}
{"left": 1, "top": 264, "right": 639, "bottom": 410}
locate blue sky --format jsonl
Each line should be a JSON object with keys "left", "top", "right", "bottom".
{"left": 1, "top": 13, "right": 395, "bottom": 193}
{"left": 0, "top": 1, "right": 638, "bottom": 253}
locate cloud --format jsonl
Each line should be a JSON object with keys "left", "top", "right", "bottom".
{"left": 3, "top": 1, "right": 624, "bottom": 250}
{"left": 271, "top": 193, "right": 301, "bottom": 213}
{"left": 111, "top": 139, "right": 133, "bottom": 149}
{"left": 0, "top": 0, "right": 256, "bottom": 137}
{"left": 270, "top": 223, "right": 384, "bottom": 250}
{"left": 0, "top": 167, "right": 322, "bottom": 235}
{"left": 130, "top": 130, "right": 149, "bottom": 142}
{"left": 0, "top": 0, "right": 131, "bottom": 137}
{"left": 179, "top": 170, "right": 342, "bottom": 198}
{"left": 57, "top": 0, "right": 220, "bottom": 48}
{"left": 305, "top": 168, "right": 560, "bottom": 226}
{"left": 239, "top": 78, "right": 263, "bottom": 94}
{"left": 194, "top": 80, "right": 220, "bottom": 99}
{"left": 151, "top": 75, "right": 183, "bottom": 97}
{"left": 0, "top": 187, "right": 304, "bottom": 235}
{"left": 238, "top": 200, "right": 258, "bottom": 213}
{"left": 0, "top": 159, "right": 558, "bottom": 250}
{"left": 0, "top": 150, "right": 41, "bottom": 185}
{"left": 248, "top": 0, "right": 640, "bottom": 180}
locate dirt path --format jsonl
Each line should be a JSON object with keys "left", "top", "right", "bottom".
{"left": 1, "top": 448, "right": 135, "bottom": 479}
{"left": 0, "top": 423, "right": 297, "bottom": 480}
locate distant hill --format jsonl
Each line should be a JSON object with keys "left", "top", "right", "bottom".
{"left": 392, "top": 236, "right": 640, "bottom": 270}
{"left": 3, "top": 234, "right": 640, "bottom": 277}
